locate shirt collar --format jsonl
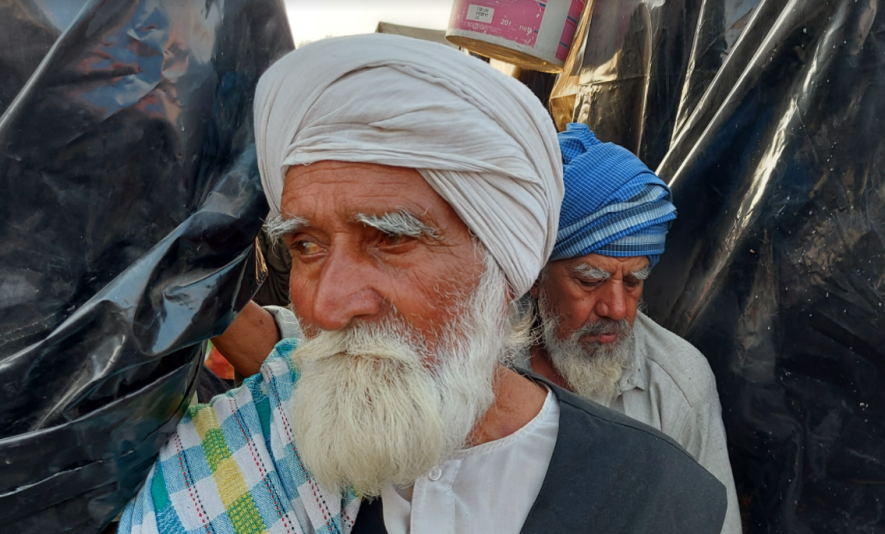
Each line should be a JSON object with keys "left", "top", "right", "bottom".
{"left": 617, "top": 318, "right": 648, "bottom": 393}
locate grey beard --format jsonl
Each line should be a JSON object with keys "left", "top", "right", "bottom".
{"left": 537, "top": 295, "right": 634, "bottom": 406}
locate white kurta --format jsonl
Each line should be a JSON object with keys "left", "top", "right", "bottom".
{"left": 380, "top": 388, "right": 559, "bottom": 534}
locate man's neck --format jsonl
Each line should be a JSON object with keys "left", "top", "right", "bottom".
{"left": 468, "top": 364, "right": 548, "bottom": 446}
{"left": 528, "top": 344, "right": 572, "bottom": 391}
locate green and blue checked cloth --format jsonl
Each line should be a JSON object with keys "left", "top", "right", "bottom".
{"left": 119, "top": 339, "right": 360, "bottom": 534}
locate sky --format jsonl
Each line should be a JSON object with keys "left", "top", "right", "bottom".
{"left": 284, "top": 0, "right": 454, "bottom": 46}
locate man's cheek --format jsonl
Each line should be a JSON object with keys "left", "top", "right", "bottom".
{"left": 288, "top": 279, "right": 315, "bottom": 323}
{"left": 559, "top": 303, "right": 587, "bottom": 331}
{"left": 560, "top": 322, "right": 578, "bottom": 341}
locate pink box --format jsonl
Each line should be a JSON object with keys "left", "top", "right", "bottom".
{"left": 447, "top": 0, "right": 586, "bottom": 72}
{"left": 450, "top": 0, "right": 545, "bottom": 47}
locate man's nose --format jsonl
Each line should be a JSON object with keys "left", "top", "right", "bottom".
{"left": 595, "top": 281, "right": 628, "bottom": 321}
{"left": 310, "top": 246, "right": 384, "bottom": 331}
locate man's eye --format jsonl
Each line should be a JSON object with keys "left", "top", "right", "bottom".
{"left": 578, "top": 278, "right": 602, "bottom": 288}
{"left": 293, "top": 240, "right": 323, "bottom": 255}
{"left": 625, "top": 278, "right": 643, "bottom": 289}
{"left": 379, "top": 233, "right": 412, "bottom": 247}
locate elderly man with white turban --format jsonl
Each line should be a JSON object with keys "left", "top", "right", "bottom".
{"left": 523, "top": 123, "right": 741, "bottom": 534}
{"left": 119, "top": 35, "right": 726, "bottom": 534}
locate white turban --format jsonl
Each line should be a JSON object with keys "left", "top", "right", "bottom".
{"left": 254, "top": 34, "right": 563, "bottom": 296}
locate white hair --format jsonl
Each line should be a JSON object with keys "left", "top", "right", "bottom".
{"left": 264, "top": 213, "right": 307, "bottom": 245}
{"left": 571, "top": 262, "right": 651, "bottom": 281}
{"left": 353, "top": 210, "right": 439, "bottom": 240}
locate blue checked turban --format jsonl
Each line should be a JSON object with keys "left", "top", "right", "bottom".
{"left": 550, "top": 123, "right": 676, "bottom": 269}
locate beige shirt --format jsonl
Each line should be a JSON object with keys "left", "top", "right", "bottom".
{"left": 604, "top": 312, "right": 741, "bottom": 534}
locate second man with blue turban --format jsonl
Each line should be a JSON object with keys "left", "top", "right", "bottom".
{"left": 523, "top": 123, "right": 741, "bottom": 534}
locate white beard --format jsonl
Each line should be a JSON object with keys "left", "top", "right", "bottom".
{"left": 537, "top": 291, "right": 634, "bottom": 406}
{"left": 288, "top": 259, "right": 512, "bottom": 497}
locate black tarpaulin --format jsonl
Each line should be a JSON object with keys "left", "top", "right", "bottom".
{"left": 566, "top": 0, "right": 885, "bottom": 531}
{"left": 0, "top": 0, "right": 293, "bottom": 531}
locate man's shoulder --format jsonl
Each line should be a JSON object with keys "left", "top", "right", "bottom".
{"left": 549, "top": 376, "right": 697, "bottom": 462}
{"left": 121, "top": 339, "right": 360, "bottom": 534}
{"left": 522, "top": 375, "right": 727, "bottom": 533}
{"left": 519, "top": 368, "right": 691, "bottom": 456}
{"left": 120, "top": 372, "right": 277, "bottom": 533}
{"left": 634, "top": 312, "right": 719, "bottom": 407}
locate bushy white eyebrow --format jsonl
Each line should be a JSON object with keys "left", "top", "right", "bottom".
{"left": 573, "top": 262, "right": 651, "bottom": 281}
{"left": 264, "top": 214, "right": 308, "bottom": 244}
{"left": 573, "top": 263, "right": 611, "bottom": 280}
{"left": 353, "top": 210, "right": 439, "bottom": 239}
{"left": 631, "top": 265, "right": 651, "bottom": 280}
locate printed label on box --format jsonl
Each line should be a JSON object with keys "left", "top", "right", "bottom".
{"left": 466, "top": 5, "right": 495, "bottom": 23}
{"left": 451, "top": 0, "right": 543, "bottom": 47}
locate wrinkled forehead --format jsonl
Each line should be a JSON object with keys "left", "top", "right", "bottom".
{"left": 283, "top": 160, "right": 430, "bottom": 191}
{"left": 280, "top": 160, "right": 466, "bottom": 233}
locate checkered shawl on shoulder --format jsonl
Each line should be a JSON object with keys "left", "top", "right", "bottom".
{"left": 119, "top": 339, "right": 360, "bottom": 534}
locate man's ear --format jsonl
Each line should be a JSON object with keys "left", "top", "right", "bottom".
{"left": 529, "top": 280, "right": 541, "bottom": 299}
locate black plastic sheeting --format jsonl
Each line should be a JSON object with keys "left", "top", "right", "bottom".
{"left": 569, "top": 0, "right": 885, "bottom": 531}
{"left": 0, "top": 0, "right": 293, "bottom": 531}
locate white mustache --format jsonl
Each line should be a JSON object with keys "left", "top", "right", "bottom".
{"left": 292, "top": 322, "right": 425, "bottom": 366}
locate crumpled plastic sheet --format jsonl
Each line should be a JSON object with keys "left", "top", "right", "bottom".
{"left": 568, "top": 0, "right": 885, "bottom": 531}
{"left": 0, "top": 0, "right": 293, "bottom": 531}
